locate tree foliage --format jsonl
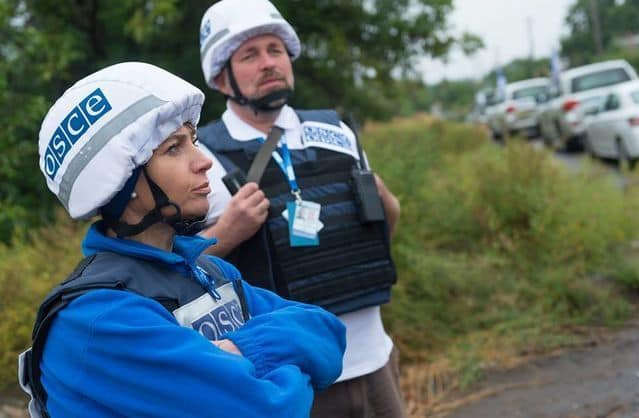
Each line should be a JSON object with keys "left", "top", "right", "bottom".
{"left": 0, "top": 0, "right": 474, "bottom": 241}
{"left": 561, "top": 0, "right": 639, "bottom": 67}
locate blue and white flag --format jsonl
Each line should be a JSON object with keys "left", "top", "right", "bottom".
{"left": 550, "top": 48, "right": 562, "bottom": 91}
{"left": 496, "top": 66, "right": 507, "bottom": 101}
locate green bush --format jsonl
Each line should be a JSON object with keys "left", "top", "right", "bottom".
{"left": 0, "top": 214, "right": 86, "bottom": 389}
{"left": 361, "top": 117, "right": 639, "bottom": 367}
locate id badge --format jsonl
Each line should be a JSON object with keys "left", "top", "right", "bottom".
{"left": 285, "top": 200, "right": 320, "bottom": 247}
{"left": 292, "top": 200, "right": 321, "bottom": 237}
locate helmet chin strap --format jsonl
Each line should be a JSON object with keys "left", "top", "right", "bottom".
{"left": 225, "top": 61, "right": 293, "bottom": 114}
{"left": 108, "top": 167, "right": 206, "bottom": 238}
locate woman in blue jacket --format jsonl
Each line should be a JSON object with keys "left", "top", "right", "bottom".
{"left": 18, "top": 62, "right": 346, "bottom": 418}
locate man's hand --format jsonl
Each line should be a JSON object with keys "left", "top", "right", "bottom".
{"left": 374, "top": 174, "right": 400, "bottom": 237}
{"left": 212, "top": 339, "right": 243, "bottom": 356}
{"left": 202, "top": 182, "right": 269, "bottom": 256}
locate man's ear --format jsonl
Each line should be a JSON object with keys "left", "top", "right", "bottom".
{"left": 214, "top": 70, "right": 230, "bottom": 95}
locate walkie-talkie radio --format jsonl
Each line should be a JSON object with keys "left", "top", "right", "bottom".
{"left": 345, "top": 114, "right": 386, "bottom": 223}
{"left": 351, "top": 167, "right": 385, "bottom": 223}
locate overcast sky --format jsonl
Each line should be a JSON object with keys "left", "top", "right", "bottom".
{"left": 417, "top": 0, "right": 576, "bottom": 84}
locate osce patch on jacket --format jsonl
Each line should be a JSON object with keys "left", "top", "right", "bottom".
{"left": 173, "top": 282, "right": 246, "bottom": 341}
{"left": 43, "top": 88, "right": 112, "bottom": 180}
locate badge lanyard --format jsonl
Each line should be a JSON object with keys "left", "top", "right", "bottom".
{"left": 259, "top": 135, "right": 301, "bottom": 201}
{"left": 258, "top": 134, "right": 322, "bottom": 246}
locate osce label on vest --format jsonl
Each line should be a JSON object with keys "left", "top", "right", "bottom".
{"left": 301, "top": 121, "right": 359, "bottom": 160}
{"left": 172, "top": 282, "right": 246, "bottom": 341}
{"left": 43, "top": 88, "right": 112, "bottom": 180}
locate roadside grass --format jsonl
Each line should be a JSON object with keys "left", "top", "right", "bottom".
{"left": 1, "top": 115, "right": 639, "bottom": 413}
{"left": 0, "top": 214, "right": 86, "bottom": 390}
{"left": 361, "top": 116, "right": 639, "bottom": 412}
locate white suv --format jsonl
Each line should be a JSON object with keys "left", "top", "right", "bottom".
{"left": 538, "top": 59, "right": 638, "bottom": 150}
{"left": 487, "top": 78, "right": 549, "bottom": 139}
{"left": 584, "top": 79, "right": 639, "bottom": 168}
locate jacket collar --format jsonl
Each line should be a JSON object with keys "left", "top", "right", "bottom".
{"left": 82, "top": 221, "right": 217, "bottom": 270}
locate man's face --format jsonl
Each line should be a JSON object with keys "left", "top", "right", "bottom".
{"left": 136, "top": 125, "right": 213, "bottom": 220}
{"left": 217, "top": 34, "right": 294, "bottom": 99}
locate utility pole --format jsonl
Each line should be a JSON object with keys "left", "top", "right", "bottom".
{"left": 526, "top": 16, "right": 535, "bottom": 60}
{"left": 589, "top": 0, "right": 604, "bottom": 55}
{"left": 526, "top": 16, "right": 535, "bottom": 77}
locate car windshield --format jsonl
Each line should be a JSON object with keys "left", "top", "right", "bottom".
{"left": 631, "top": 90, "right": 639, "bottom": 104}
{"left": 512, "top": 85, "right": 547, "bottom": 100}
{"left": 485, "top": 92, "right": 500, "bottom": 106}
{"left": 570, "top": 68, "right": 631, "bottom": 93}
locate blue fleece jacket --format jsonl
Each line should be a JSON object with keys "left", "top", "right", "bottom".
{"left": 40, "top": 223, "right": 346, "bottom": 418}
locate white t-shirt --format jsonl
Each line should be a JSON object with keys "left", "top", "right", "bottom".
{"left": 198, "top": 104, "right": 394, "bottom": 381}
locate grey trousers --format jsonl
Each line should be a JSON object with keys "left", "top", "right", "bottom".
{"left": 311, "top": 346, "right": 407, "bottom": 418}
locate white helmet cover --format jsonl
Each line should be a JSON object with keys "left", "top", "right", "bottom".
{"left": 200, "top": 0, "right": 301, "bottom": 90}
{"left": 38, "top": 62, "right": 205, "bottom": 219}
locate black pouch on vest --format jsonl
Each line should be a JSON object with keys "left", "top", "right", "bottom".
{"left": 351, "top": 167, "right": 385, "bottom": 223}
{"left": 222, "top": 169, "right": 247, "bottom": 196}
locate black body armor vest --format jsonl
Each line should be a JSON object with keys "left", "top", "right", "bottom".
{"left": 198, "top": 109, "right": 396, "bottom": 315}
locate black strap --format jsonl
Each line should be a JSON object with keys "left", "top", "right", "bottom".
{"left": 246, "top": 126, "right": 284, "bottom": 184}
{"left": 225, "top": 61, "right": 292, "bottom": 114}
{"left": 343, "top": 113, "right": 368, "bottom": 170}
{"left": 108, "top": 167, "right": 206, "bottom": 237}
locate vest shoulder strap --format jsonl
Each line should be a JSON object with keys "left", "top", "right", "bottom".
{"left": 295, "top": 109, "right": 341, "bottom": 126}
{"left": 198, "top": 110, "right": 345, "bottom": 175}
{"left": 198, "top": 119, "right": 246, "bottom": 153}
{"left": 199, "top": 109, "right": 343, "bottom": 154}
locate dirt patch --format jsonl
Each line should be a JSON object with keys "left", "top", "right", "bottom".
{"left": 0, "top": 388, "right": 27, "bottom": 418}
{"left": 427, "top": 321, "right": 639, "bottom": 418}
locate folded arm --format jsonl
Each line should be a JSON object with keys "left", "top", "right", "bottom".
{"left": 42, "top": 290, "right": 316, "bottom": 418}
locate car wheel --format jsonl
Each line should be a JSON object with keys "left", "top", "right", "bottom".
{"left": 528, "top": 125, "right": 540, "bottom": 139}
{"left": 541, "top": 127, "right": 553, "bottom": 147}
{"left": 566, "top": 134, "right": 585, "bottom": 153}
{"left": 583, "top": 134, "right": 598, "bottom": 161}
{"left": 552, "top": 120, "right": 564, "bottom": 151}
{"left": 617, "top": 138, "right": 637, "bottom": 170}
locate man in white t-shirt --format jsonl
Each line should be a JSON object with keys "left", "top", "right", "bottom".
{"left": 196, "top": 1, "right": 404, "bottom": 416}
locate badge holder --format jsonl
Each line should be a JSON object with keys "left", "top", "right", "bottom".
{"left": 282, "top": 190, "right": 322, "bottom": 247}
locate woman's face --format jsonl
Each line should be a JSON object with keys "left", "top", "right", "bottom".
{"left": 136, "top": 124, "right": 212, "bottom": 220}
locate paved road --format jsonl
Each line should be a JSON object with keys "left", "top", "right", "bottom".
{"left": 530, "top": 137, "right": 632, "bottom": 188}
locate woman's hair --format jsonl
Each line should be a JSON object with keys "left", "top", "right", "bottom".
{"left": 184, "top": 121, "right": 196, "bottom": 140}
